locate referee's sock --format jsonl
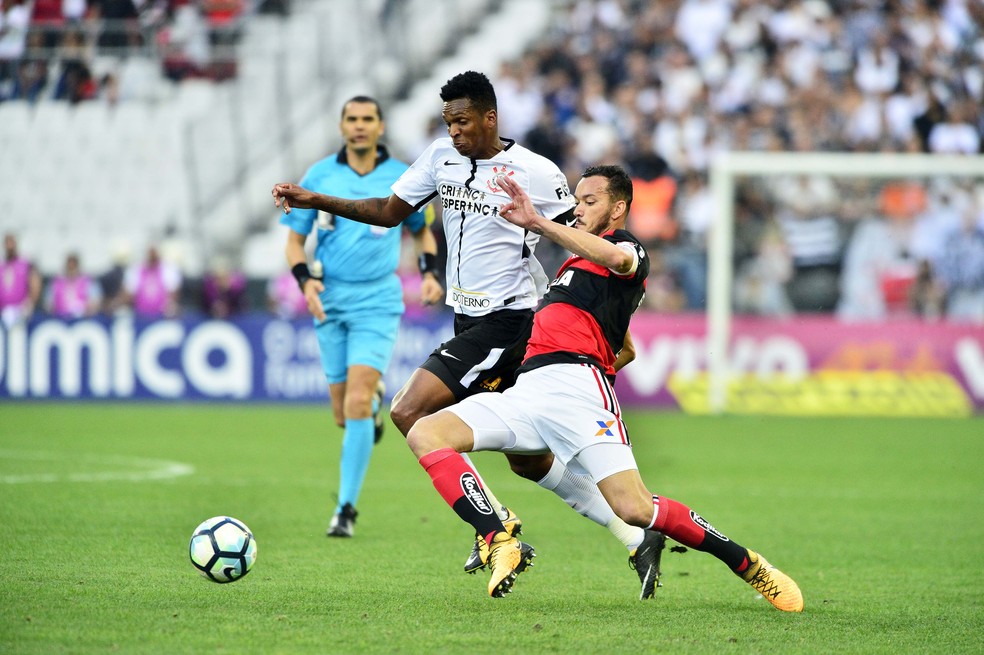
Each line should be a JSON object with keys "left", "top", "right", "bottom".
{"left": 648, "top": 494, "right": 751, "bottom": 574}
{"left": 419, "top": 447, "right": 505, "bottom": 547}
{"left": 336, "top": 417, "right": 374, "bottom": 513}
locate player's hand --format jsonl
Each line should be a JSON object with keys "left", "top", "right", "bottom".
{"left": 498, "top": 175, "right": 541, "bottom": 230}
{"left": 272, "top": 183, "right": 315, "bottom": 214}
{"left": 303, "top": 279, "right": 326, "bottom": 322}
{"left": 420, "top": 274, "right": 444, "bottom": 306}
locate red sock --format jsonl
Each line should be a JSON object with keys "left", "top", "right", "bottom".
{"left": 419, "top": 448, "right": 503, "bottom": 544}
{"left": 650, "top": 495, "right": 749, "bottom": 572}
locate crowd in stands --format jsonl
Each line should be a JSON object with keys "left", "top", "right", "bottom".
{"left": 0, "top": 0, "right": 262, "bottom": 101}
{"left": 485, "top": 0, "right": 983, "bottom": 322}
{"left": 1, "top": 232, "right": 278, "bottom": 323}
{"left": 0, "top": 231, "right": 444, "bottom": 324}
{"left": 2, "top": 0, "right": 982, "bottom": 323}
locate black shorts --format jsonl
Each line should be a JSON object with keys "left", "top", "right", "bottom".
{"left": 420, "top": 309, "right": 534, "bottom": 401}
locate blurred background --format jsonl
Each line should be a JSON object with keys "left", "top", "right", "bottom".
{"left": 0, "top": 0, "right": 982, "bottom": 413}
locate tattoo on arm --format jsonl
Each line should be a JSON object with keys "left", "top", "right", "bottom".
{"left": 329, "top": 197, "right": 391, "bottom": 225}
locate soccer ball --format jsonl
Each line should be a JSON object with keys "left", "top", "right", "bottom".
{"left": 189, "top": 516, "right": 257, "bottom": 583}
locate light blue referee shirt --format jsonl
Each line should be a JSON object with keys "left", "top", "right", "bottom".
{"left": 280, "top": 146, "right": 430, "bottom": 315}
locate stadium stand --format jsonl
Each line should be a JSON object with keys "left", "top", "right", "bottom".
{"left": 0, "top": 0, "right": 981, "bottom": 321}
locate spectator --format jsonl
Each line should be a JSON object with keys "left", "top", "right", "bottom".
{"left": 9, "top": 31, "right": 48, "bottom": 102}
{"left": 775, "top": 181, "right": 845, "bottom": 313}
{"left": 663, "top": 171, "right": 712, "bottom": 310}
{"left": 201, "top": 0, "right": 244, "bottom": 79}
{"left": 836, "top": 188, "right": 916, "bottom": 321}
{"left": 934, "top": 203, "right": 984, "bottom": 322}
{"left": 266, "top": 267, "right": 308, "bottom": 319}
{"left": 201, "top": 257, "right": 247, "bottom": 318}
{"left": 624, "top": 138, "right": 678, "bottom": 246}
{"left": 0, "top": 232, "right": 41, "bottom": 327}
{"left": 91, "top": 0, "right": 141, "bottom": 51}
{"left": 908, "top": 259, "right": 945, "bottom": 321}
{"left": 928, "top": 98, "right": 982, "bottom": 155}
{"left": 45, "top": 252, "right": 102, "bottom": 318}
{"left": 53, "top": 29, "right": 97, "bottom": 103}
{"left": 99, "top": 239, "right": 131, "bottom": 314}
{"left": 159, "top": 0, "right": 210, "bottom": 82}
{"left": 28, "top": 0, "right": 64, "bottom": 49}
{"left": 0, "top": 0, "right": 30, "bottom": 85}
{"left": 122, "top": 245, "right": 182, "bottom": 318}
{"left": 734, "top": 223, "right": 793, "bottom": 317}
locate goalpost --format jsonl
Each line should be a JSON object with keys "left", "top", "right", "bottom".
{"left": 707, "top": 152, "right": 984, "bottom": 414}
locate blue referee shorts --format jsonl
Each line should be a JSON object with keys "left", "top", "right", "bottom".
{"left": 316, "top": 308, "right": 402, "bottom": 384}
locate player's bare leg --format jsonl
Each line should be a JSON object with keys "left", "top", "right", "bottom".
{"left": 506, "top": 452, "right": 666, "bottom": 598}
{"left": 389, "top": 368, "right": 456, "bottom": 437}
{"left": 596, "top": 468, "right": 804, "bottom": 612}
{"left": 392, "top": 367, "right": 526, "bottom": 570}
{"left": 407, "top": 410, "right": 535, "bottom": 596}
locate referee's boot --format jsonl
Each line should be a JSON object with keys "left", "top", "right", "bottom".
{"left": 326, "top": 503, "right": 358, "bottom": 538}
{"left": 372, "top": 380, "right": 386, "bottom": 444}
{"left": 628, "top": 530, "right": 667, "bottom": 600}
{"left": 464, "top": 506, "right": 523, "bottom": 573}
{"left": 739, "top": 550, "right": 804, "bottom": 612}
{"left": 487, "top": 532, "right": 536, "bottom": 598}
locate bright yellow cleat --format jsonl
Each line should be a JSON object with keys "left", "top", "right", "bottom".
{"left": 487, "top": 532, "right": 534, "bottom": 598}
{"left": 464, "top": 506, "right": 522, "bottom": 574}
{"left": 741, "top": 551, "right": 804, "bottom": 612}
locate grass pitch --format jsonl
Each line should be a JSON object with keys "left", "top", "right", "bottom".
{"left": 1, "top": 403, "right": 982, "bottom": 654}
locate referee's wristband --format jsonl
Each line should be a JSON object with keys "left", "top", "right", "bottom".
{"left": 418, "top": 253, "right": 438, "bottom": 277}
{"left": 291, "top": 263, "right": 313, "bottom": 291}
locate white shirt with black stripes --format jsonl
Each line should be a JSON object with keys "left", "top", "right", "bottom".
{"left": 392, "top": 137, "right": 575, "bottom": 317}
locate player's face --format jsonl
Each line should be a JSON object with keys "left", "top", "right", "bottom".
{"left": 340, "top": 101, "right": 384, "bottom": 154}
{"left": 572, "top": 176, "right": 618, "bottom": 236}
{"left": 442, "top": 98, "right": 497, "bottom": 159}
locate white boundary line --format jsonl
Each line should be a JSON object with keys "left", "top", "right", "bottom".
{"left": 0, "top": 450, "right": 195, "bottom": 484}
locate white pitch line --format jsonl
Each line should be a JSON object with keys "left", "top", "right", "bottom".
{"left": 0, "top": 450, "right": 195, "bottom": 484}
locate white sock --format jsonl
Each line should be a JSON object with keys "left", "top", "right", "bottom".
{"left": 537, "top": 457, "right": 645, "bottom": 551}
{"left": 460, "top": 453, "right": 509, "bottom": 521}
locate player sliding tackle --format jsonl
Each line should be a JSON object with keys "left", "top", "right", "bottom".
{"left": 406, "top": 165, "right": 804, "bottom": 609}
{"left": 274, "top": 71, "right": 667, "bottom": 600}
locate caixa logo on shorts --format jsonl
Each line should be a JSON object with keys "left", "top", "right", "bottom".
{"left": 459, "top": 472, "right": 493, "bottom": 515}
{"left": 690, "top": 510, "right": 729, "bottom": 541}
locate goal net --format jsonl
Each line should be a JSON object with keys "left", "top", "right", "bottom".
{"left": 703, "top": 152, "right": 984, "bottom": 415}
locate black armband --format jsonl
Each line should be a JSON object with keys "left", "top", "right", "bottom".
{"left": 291, "top": 263, "right": 313, "bottom": 290}
{"left": 418, "top": 253, "right": 439, "bottom": 277}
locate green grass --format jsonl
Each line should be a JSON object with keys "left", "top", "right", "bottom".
{"left": 1, "top": 404, "right": 982, "bottom": 654}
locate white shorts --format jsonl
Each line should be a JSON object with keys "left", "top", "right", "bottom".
{"left": 447, "top": 363, "right": 639, "bottom": 483}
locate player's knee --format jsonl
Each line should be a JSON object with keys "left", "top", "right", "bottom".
{"left": 406, "top": 415, "right": 448, "bottom": 458}
{"left": 342, "top": 389, "right": 373, "bottom": 420}
{"left": 507, "top": 453, "right": 553, "bottom": 481}
{"left": 389, "top": 393, "right": 422, "bottom": 437}
{"left": 610, "top": 496, "right": 655, "bottom": 529}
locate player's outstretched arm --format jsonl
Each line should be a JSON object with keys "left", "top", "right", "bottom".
{"left": 498, "top": 175, "right": 635, "bottom": 275}
{"left": 271, "top": 183, "right": 414, "bottom": 228}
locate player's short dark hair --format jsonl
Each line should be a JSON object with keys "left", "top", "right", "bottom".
{"left": 341, "top": 95, "right": 383, "bottom": 120}
{"left": 583, "top": 165, "right": 633, "bottom": 213}
{"left": 440, "top": 71, "right": 497, "bottom": 114}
